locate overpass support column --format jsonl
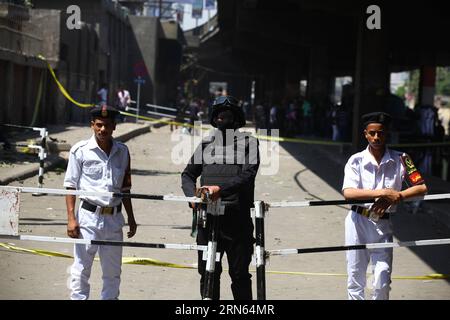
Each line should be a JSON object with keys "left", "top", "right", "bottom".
{"left": 284, "top": 61, "right": 302, "bottom": 101}
{"left": 260, "top": 66, "right": 285, "bottom": 105}
{"left": 270, "top": 66, "right": 286, "bottom": 104}
{"left": 5, "top": 61, "right": 14, "bottom": 123}
{"left": 24, "top": 66, "right": 33, "bottom": 124}
{"left": 419, "top": 66, "right": 436, "bottom": 106}
{"left": 308, "top": 45, "right": 331, "bottom": 136}
{"left": 352, "top": 15, "right": 389, "bottom": 152}
{"left": 308, "top": 46, "right": 330, "bottom": 103}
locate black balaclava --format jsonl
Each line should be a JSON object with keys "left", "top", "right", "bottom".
{"left": 215, "top": 109, "right": 235, "bottom": 132}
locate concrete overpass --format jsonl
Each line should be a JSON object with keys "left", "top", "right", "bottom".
{"left": 185, "top": 0, "right": 450, "bottom": 149}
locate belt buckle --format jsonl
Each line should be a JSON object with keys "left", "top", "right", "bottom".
{"left": 101, "top": 206, "right": 114, "bottom": 215}
{"left": 361, "top": 208, "right": 370, "bottom": 218}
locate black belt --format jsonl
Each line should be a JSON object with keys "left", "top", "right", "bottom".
{"left": 81, "top": 200, "right": 121, "bottom": 215}
{"left": 351, "top": 205, "right": 390, "bottom": 220}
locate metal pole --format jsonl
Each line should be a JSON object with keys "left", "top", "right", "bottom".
{"left": 136, "top": 76, "right": 141, "bottom": 123}
{"left": 38, "top": 128, "right": 46, "bottom": 188}
{"left": 33, "top": 128, "right": 47, "bottom": 197}
{"left": 442, "top": 155, "right": 448, "bottom": 181}
{"left": 202, "top": 198, "right": 223, "bottom": 300}
{"left": 203, "top": 213, "right": 219, "bottom": 300}
{"left": 255, "top": 200, "right": 266, "bottom": 300}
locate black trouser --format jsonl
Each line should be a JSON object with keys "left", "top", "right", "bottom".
{"left": 197, "top": 226, "right": 254, "bottom": 300}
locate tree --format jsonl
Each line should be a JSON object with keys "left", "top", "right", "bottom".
{"left": 408, "top": 69, "right": 420, "bottom": 99}
{"left": 395, "top": 85, "right": 406, "bottom": 98}
{"left": 394, "top": 70, "right": 419, "bottom": 102}
{"left": 436, "top": 67, "right": 450, "bottom": 96}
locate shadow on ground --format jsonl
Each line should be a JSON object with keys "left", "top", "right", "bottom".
{"left": 280, "top": 140, "right": 450, "bottom": 281}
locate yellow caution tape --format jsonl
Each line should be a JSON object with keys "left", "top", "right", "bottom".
{"left": 0, "top": 242, "right": 194, "bottom": 268}
{"left": 122, "top": 257, "right": 196, "bottom": 269}
{"left": 38, "top": 55, "right": 95, "bottom": 108}
{"left": 264, "top": 269, "right": 448, "bottom": 280}
{"left": 120, "top": 112, "right": 450, "bottom": 149}
{"left": 388, "top": 142, "right": 450, "bottom": 148}
{"left": 32, "top": 53, "right": 362, "bottom": 148}
{"left": 391, "top": 274, "right": 448, "bottom": 280}
{"left": 37, "top": 53, "right": 450, "bottom": 149}
{"left": 0, "top": 242, "right": 73, "bottom": 258}
{"left": 38, "top": 53, "right": 205, "bottom": 130}
{"left": 30, "top": 70, "right": 44, "bottom": 127}
{"left": 14, "top": 139, "right": 38, "bottom": 154}
{"left": 1, "top": 242, "right": 448, "bottom": 280}
{"left": 119, "top": 111, "right": 197, "bottom": 129}
{"left": 120, "top": 111, "right": 216, "bottom": 131}
{"left": 266, "top": 270, "right": 348, "bottom": 277}
{"left": 120, "top": 111, "right": 350, "bottom": 146}
{"left": 254, "top": 134, "right": 351, "bottom": 146}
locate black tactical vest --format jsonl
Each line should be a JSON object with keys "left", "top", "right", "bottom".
{"left": 200, "top": 135, "right": 249, "bottom": 207}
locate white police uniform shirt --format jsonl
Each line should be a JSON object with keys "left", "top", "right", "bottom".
{"left": 63, "top": 134, "right": 129, "bottom": 300}
{"left": 64, "top": 134, "right": 130, "bottom": 207}
{"left": 342, "top": 146, "right": 405, "bottom": 213}
{"left": 342, "top": 146, "right": 406, "bottom": 300}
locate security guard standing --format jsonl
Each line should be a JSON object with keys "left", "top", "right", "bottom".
{"left": 342, "top": 112, "right": 427, "bottom": 300}
{"left": 64, "top": 104, "right": 137, "bottom": 300}
{"left": 181, "top": 95, "right": 260, "bottom": 300}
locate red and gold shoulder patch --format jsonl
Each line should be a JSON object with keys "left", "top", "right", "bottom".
{"left": 400, "top": 153, "right": 425, "bottom": 186}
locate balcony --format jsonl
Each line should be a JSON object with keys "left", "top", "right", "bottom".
{"left": 0, "top": 2, "right": 43, "bottom": 56}
{"left": 0, "top": 2, "right": 30, "bottom": 21}
{"left": 0, "top": 24, "right": 42, "bottom": 56}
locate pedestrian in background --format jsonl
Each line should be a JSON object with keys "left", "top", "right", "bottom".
{"left": 116, "top": 84, "right": 131, "bottom": 122}
{"left": 97, "top": 83, "right": 108, "bottom": 106}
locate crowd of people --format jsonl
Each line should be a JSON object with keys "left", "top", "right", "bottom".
{"left": 94, "top": 80, "right": 450, "bottom": 146}
{"left": 94, "top": 81, "right": 449, "bottom": 180}
{"left": 253, "top": 97, "right": 348, "bottom": 139}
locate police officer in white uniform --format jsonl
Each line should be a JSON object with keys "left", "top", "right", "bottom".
{"left": 342, "top": 112, "right": 427, "bottom": 300}
{"left": 64, "top": 104, "right": 137, "bottom": 300}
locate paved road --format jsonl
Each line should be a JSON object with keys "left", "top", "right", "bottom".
{"left": 1, "top": 125, "right": 449, "bottom": 299}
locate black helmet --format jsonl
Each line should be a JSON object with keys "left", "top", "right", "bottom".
{"left": 210, "top": 95, "right": 246, "bottom": 128}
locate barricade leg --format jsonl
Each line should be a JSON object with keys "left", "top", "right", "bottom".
{"left": 33, "top": 128, "right": 47, "bottom": 196}
{"left": 254, "top": 200, "right": 266, "bottom": 300}
{"left": 202, "top": 213, "right": 219, "bottom": 300}
{"left": 201, "top": 198, "right": 223, "bottom": 300}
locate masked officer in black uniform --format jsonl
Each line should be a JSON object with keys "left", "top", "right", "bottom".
{"left": 181, "top": 95, "right": 260, "bottom": 300}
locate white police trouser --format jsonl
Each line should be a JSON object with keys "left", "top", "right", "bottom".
{"left": 70, "top": 204, "right": 125, "bottom": 300}
{"left": 345, "top": 211, "right": 393, "bottom": 300}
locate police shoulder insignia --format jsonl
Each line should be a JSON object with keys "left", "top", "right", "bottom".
{"left": 400, "top": 153, "right": 424, "bottom": 186}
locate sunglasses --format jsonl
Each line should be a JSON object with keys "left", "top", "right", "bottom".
{"left": 212, "top": 96, "right": 239, "bottom": 107}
